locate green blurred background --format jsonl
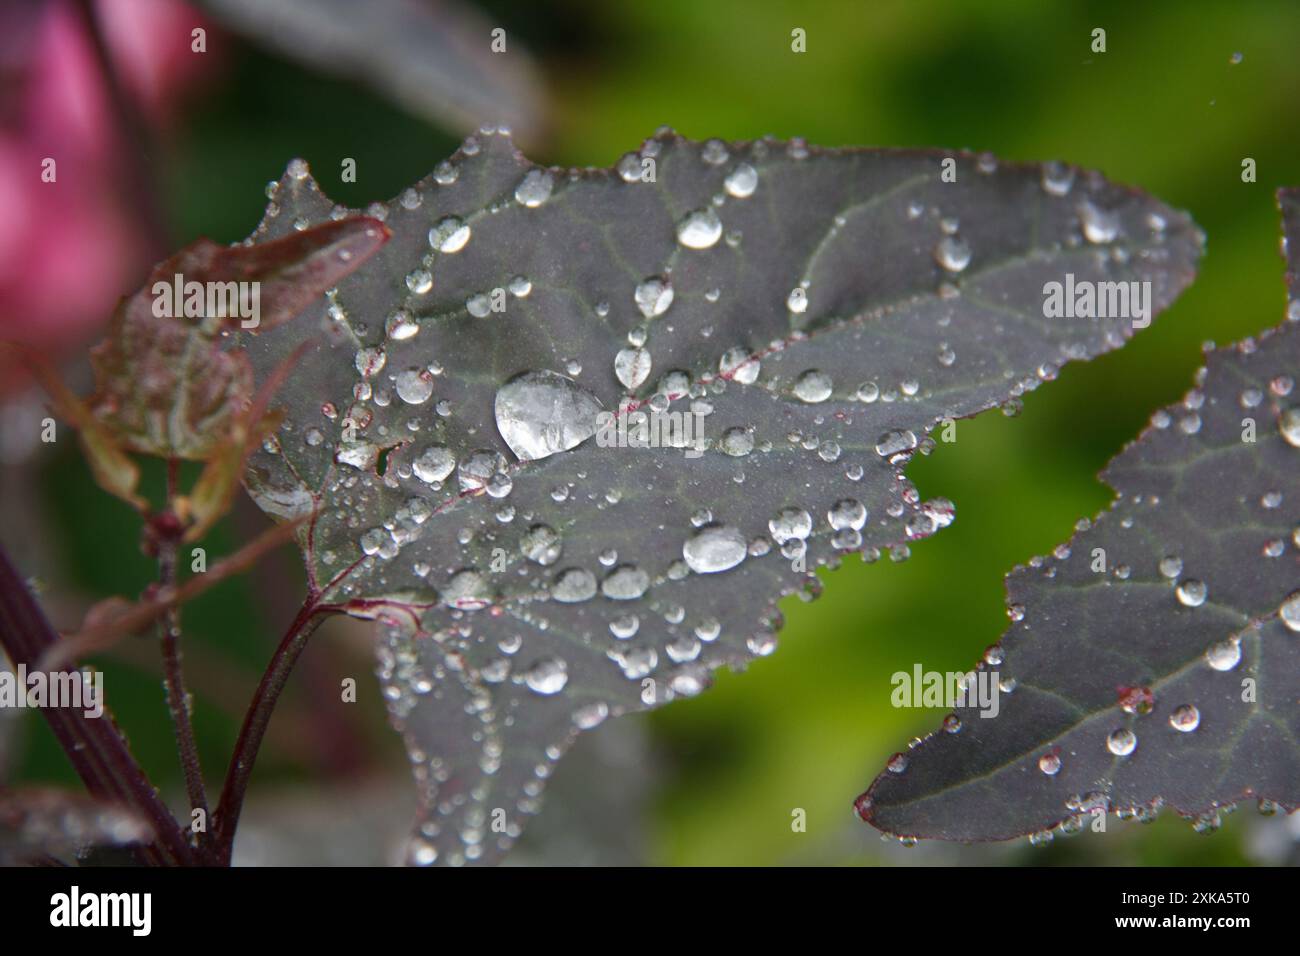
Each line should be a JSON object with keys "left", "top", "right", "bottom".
{"left": 7, "top": 0, "right": 1300, "bottom": 865}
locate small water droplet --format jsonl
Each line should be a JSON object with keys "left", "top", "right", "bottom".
{"left": 719, "top": 346, "right": 760, "bottom": 384}
{"left": 573, "top": 702, "right": 608, "bottom": 729}
{"left": 1107, "top": 728, "right": 1137, "bottom": 756}
{"left": 1169, "top": 704, "right": 1200, "bottom": 732}
{"left": 614, "top": 348, "right": 652, "bottom": 390}
{"left": 552, "top": 567, "right": 597, "bottom": 603}
{"left": 793, "top": 370, "right": 833, "bottom": 403}
{"left": 514, "top": 169, "right": 555, "bottom": 207}
{"left": 443, "top": 569, "right": 493, "bottom": 610}
{"left": 724, "top": 162, "right": 759, "bottom": 199}
{"left": 524, "top": 657, "right": 568, "bottom": 694}
{"left": 1205, "top": 639, "right": 1242, "bottom": 671}
{"left": 827, "top": 498, "right": 867, "bottom": 531}
{"left": 1278, "top": 407, "right": 1300, "bottom": 447}
{"left": 386, "top": 310, "right": 419, "bottom": 341}
{"left": 429, "top": 216, "right": 470, "bottom": 253}
{"left": 720, "top": 426, "right": 754, "bottom": 457}
{"left": 1281, "top": 591, "right": 1300, "bottom": 632}
{"left": 933, "top": 236, "right": 971, "bottom": 273}
{"left": 609, "top": 613, "right": 639, "bottom": 639}
{"left": 1079, "top": 200, "right": 1120, "bottom": 243}
{"left": 405, "top": 269, "right": 433, "bottom": 294}
{"left": 676, "top": 208, "right": 723, "bottom": 249}
{"left": 875, "top": 429, "right": 918, "bottom": 457}
{"left": 1158, "top": 555, "right": 1183, "bottom": 579}
{"left": 634, "top": 276, "right": 674, "bottom": 318}
{"left": 601, "top": 564, "right": 649, "bottom": 600}
{"left": 517, "top": 524, "right": 561, "bottom": 566}
{"left": 412, "top": 446, "right": 455, "bottom": 484}
{"left": 1175, "top": 579, "right": 1208, "bottom": 608}
{"left": 395, "top": 369, "right": 434, "bottom": 405}
{"left": 1041, "top": 161, "right": 1075, "bottom": 197}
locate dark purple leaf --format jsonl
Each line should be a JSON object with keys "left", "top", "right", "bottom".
{"left": 859, "top": 188, "right": 1299, "bottom": 843}
{"left": 238, "top": 130, "right": 1201, "bottom": 863}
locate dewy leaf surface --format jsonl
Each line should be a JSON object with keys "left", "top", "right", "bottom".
{"left": 237, "top": 129, "right": 1201, "bottom": 864}
{"left": 859, "top": 189, "right": 1300, "bottom": 844}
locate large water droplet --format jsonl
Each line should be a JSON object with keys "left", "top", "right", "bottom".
{"left": 495, "top": 370, "right": 604, "bottom": 461}
{"left": 683, "top": 524, "right": 747, "bottom": 573}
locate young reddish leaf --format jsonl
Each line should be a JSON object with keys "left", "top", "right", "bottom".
{"left": 0, "top": 343, "right": 146, "bottom": 510}
{"left": 88, "top": 218, "right": 389, "bottom": 461}
{"left": 236, "top": 131, "right": 1201, "bottom": 864}
{"left": 858, "top": 189, "right": 1300, "bottom": 843}
{"left": 180, "top": 342, "right": 311, "bottom": 542}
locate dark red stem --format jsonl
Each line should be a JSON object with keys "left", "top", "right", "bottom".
{"left": 211, "top": 596, "right": 328, "bottom": 864}
{"left": 0, "top": 543, "right": 195, "bottom": 865}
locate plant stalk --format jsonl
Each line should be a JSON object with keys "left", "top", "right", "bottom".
{"left": 212, "top": 597, "right": 327, "bottom": 864}
{"left": 0, "top": 543, "right": 194, "bottom": 865}
{"left": 157, "top": 459, "right": 210, "bottom": 856}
